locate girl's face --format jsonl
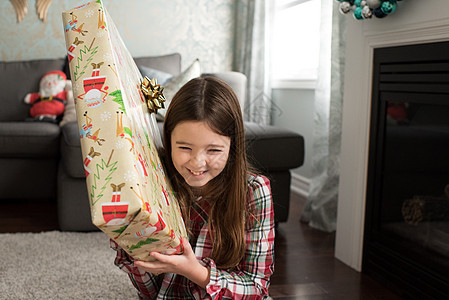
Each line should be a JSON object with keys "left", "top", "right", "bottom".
{"left": 171, "top": 121, "right": 231, "bottom": 189}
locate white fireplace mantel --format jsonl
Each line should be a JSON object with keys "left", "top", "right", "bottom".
{"left": 334, "top": 2, "right": 449, "bottom": 272}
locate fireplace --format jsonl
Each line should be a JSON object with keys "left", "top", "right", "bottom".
{"left": 363, "top": 41, "right": 449, "bottom": 298}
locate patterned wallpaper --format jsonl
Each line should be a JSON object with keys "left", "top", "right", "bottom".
{"left": 0, "top": 0, "right": 235, "bottom": 72}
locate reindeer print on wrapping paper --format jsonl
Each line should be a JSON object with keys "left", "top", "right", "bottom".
{"left": 116, "top": 111, "right": 134, "bottom": 151}
{"left": 64, "top": 12, "right": 88, "bottom": 36}
{"left": 80, "top": 111, "right": 105, "bottom": 145}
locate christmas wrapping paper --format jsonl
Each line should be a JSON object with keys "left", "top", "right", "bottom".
{"left": 62, "top": 1, "right": 186, "bottom": 261}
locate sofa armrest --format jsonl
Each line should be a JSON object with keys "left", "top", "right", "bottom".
{"left": 245, "top": 122, "right": 304, "bottom": 171}
{"left": 202, "top": 72, "right": 247, "bottom": 115}
{"left": 60, "top": 122, "right": 84, "bottom": 178}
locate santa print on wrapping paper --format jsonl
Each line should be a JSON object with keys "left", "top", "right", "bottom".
{"left": 67, "top": 37, "right": 84, "bottom": 62}
{"left": 77, "top": 62, "right": 109, "bottom": 107}
{"left": 135, "top": 209, "right": 166, "bottom": 239}
{"left": 102, "top": 183, "right": 130, "bottom": 226}
{"left": 83, "top": 147, "right": 101, "bottom": 177}
{"left": 129, "top": 184, "right": 170, "bottom": 242}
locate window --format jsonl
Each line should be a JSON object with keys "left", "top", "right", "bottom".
{"left": 271, "top": 0, "right": 321, "bottom": 88}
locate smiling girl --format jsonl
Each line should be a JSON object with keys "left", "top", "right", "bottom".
{"left": 112, "top": 76, "right": 275, "bottom": 299}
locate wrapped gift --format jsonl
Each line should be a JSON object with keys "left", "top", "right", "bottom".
{"left": 62, "top": 1, "right": 187, "bottom": 261}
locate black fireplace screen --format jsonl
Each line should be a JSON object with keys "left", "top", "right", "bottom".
{"left": 364, "top": 41, "right": 449, "bottom": 299}
{"left": 381, "top": 94, "right": 449, "bottom": 263}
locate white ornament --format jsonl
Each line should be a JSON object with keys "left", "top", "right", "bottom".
{"left": 339, "top": 2, "right": 352, "bottom": 14}
{"left": 362, "top": 5, "right": 373, "bottom": 18}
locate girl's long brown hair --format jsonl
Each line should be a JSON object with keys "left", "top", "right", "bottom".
{"left": 163, "top": 76, "right": 248, "bottom": 269}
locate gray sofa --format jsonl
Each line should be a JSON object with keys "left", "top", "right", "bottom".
{"left": 0, "top": 54, "right": 304, "bottom": 231}
{"left": 0, "top": 58, "right": 66, "bottom": 201}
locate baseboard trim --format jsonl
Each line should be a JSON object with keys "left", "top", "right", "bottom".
{"left": 291, "top": 173, "right": 310, "bottom": 198}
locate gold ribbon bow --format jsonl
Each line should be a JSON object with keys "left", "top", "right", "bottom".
{"left": 140, "top": 76, "right": 166, "bottom": 114}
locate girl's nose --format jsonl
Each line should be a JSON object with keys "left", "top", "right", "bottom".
{"left": 191, "top": 151, "right": 206, "bottom": 167}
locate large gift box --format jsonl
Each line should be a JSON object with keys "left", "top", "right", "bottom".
{"left": 62, "top": 1, "right": 187, "bottom": 261}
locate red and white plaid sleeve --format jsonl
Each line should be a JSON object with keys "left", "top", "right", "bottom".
{"left": 205, "top": 175, "right": 275, "bottom": 299}
{"left": 110, "top": 239, "right": 161, "bottom": 299}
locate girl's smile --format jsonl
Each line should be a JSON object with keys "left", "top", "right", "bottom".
{"left": 171, "top": 121, "right": 231, "bottom": 189}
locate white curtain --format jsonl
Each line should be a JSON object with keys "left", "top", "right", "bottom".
{"left": 300, "top": 0, "right": 346, "bottom": 232}
{"left": 233, "top": 0, "right": 274, "bottom": 125}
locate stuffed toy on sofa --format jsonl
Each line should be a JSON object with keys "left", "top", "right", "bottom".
{"left": 24, "top": 70, "right": 73, "bottom": 123}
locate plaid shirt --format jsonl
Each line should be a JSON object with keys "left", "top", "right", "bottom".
{"left": 111, "top": 174, "right": 275, "bottom": 299}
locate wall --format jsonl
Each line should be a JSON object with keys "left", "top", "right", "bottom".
{"left": 335, "top": 0, "right": 449, "bottom": 271}
{"left": 0, "top": 0, "right": 234, "bottom": 72}
{"left": 271, "top": 88, "right": 314, "bottom": 179}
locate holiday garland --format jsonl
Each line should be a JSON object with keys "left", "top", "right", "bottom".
{"left": 336, "top": 0, "right": 403, "bottom": 20}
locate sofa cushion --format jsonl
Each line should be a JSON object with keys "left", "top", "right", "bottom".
{"left": 0, "top": 58, "right": 66, "bottom": 121}
{"left": 244, "top": 122, "right": 304, "bottom": 171}
{"left": 0, "top": 122, "right": 60, "bottom": 157}
{"left": 134, "top": 53, "right": 181, "bottom": 76}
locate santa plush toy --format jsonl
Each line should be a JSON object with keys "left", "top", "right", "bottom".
{"left": 24, "top": 70, "right": 73, "bottom": 122}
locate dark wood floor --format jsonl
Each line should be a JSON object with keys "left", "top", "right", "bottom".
{"left": 0, "top": 194, "right": 401, "bottom": 299}
{"left": 270, "top": 193, "right": 401, "bottom": 299}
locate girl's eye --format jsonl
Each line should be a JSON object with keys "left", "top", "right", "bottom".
{"left": 208, "top": 149, "right": 222, "bottom": 153}
{"left": 179, "top": 146, "right": 191, "bottom": 150}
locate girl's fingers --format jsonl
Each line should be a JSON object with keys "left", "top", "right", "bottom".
{"left": 135, "top": 259, "right": 163, "bottom": 268}
{"left": 150, "top": 251, "right": 168, "bottom": 262}
{"left": 134, "top": 260, "right": 153, "bottom": 268}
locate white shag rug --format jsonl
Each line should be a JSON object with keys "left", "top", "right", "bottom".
{"left": 0, "top": 231, "right": 137, "bottom": 299}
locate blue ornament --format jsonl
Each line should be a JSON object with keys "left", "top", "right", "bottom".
{"left": 334, "top": 0, "right": 399, "bottom": 20}
{"left": 381, "top": 1, "right": 397, "bottom": 14}
{"left": 353, "top": 6, "right": 364, "bottom": 19}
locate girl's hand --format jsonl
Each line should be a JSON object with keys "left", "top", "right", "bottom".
{"left": 134, "top": 238, "right": 210, "bottom": 289}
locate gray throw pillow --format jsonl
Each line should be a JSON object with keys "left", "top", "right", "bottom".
{"left": 159, "top": 59, "right": 201, "bottom": 118}
{"left": 138, "top": 65, "right": 174, "bottom": 85}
